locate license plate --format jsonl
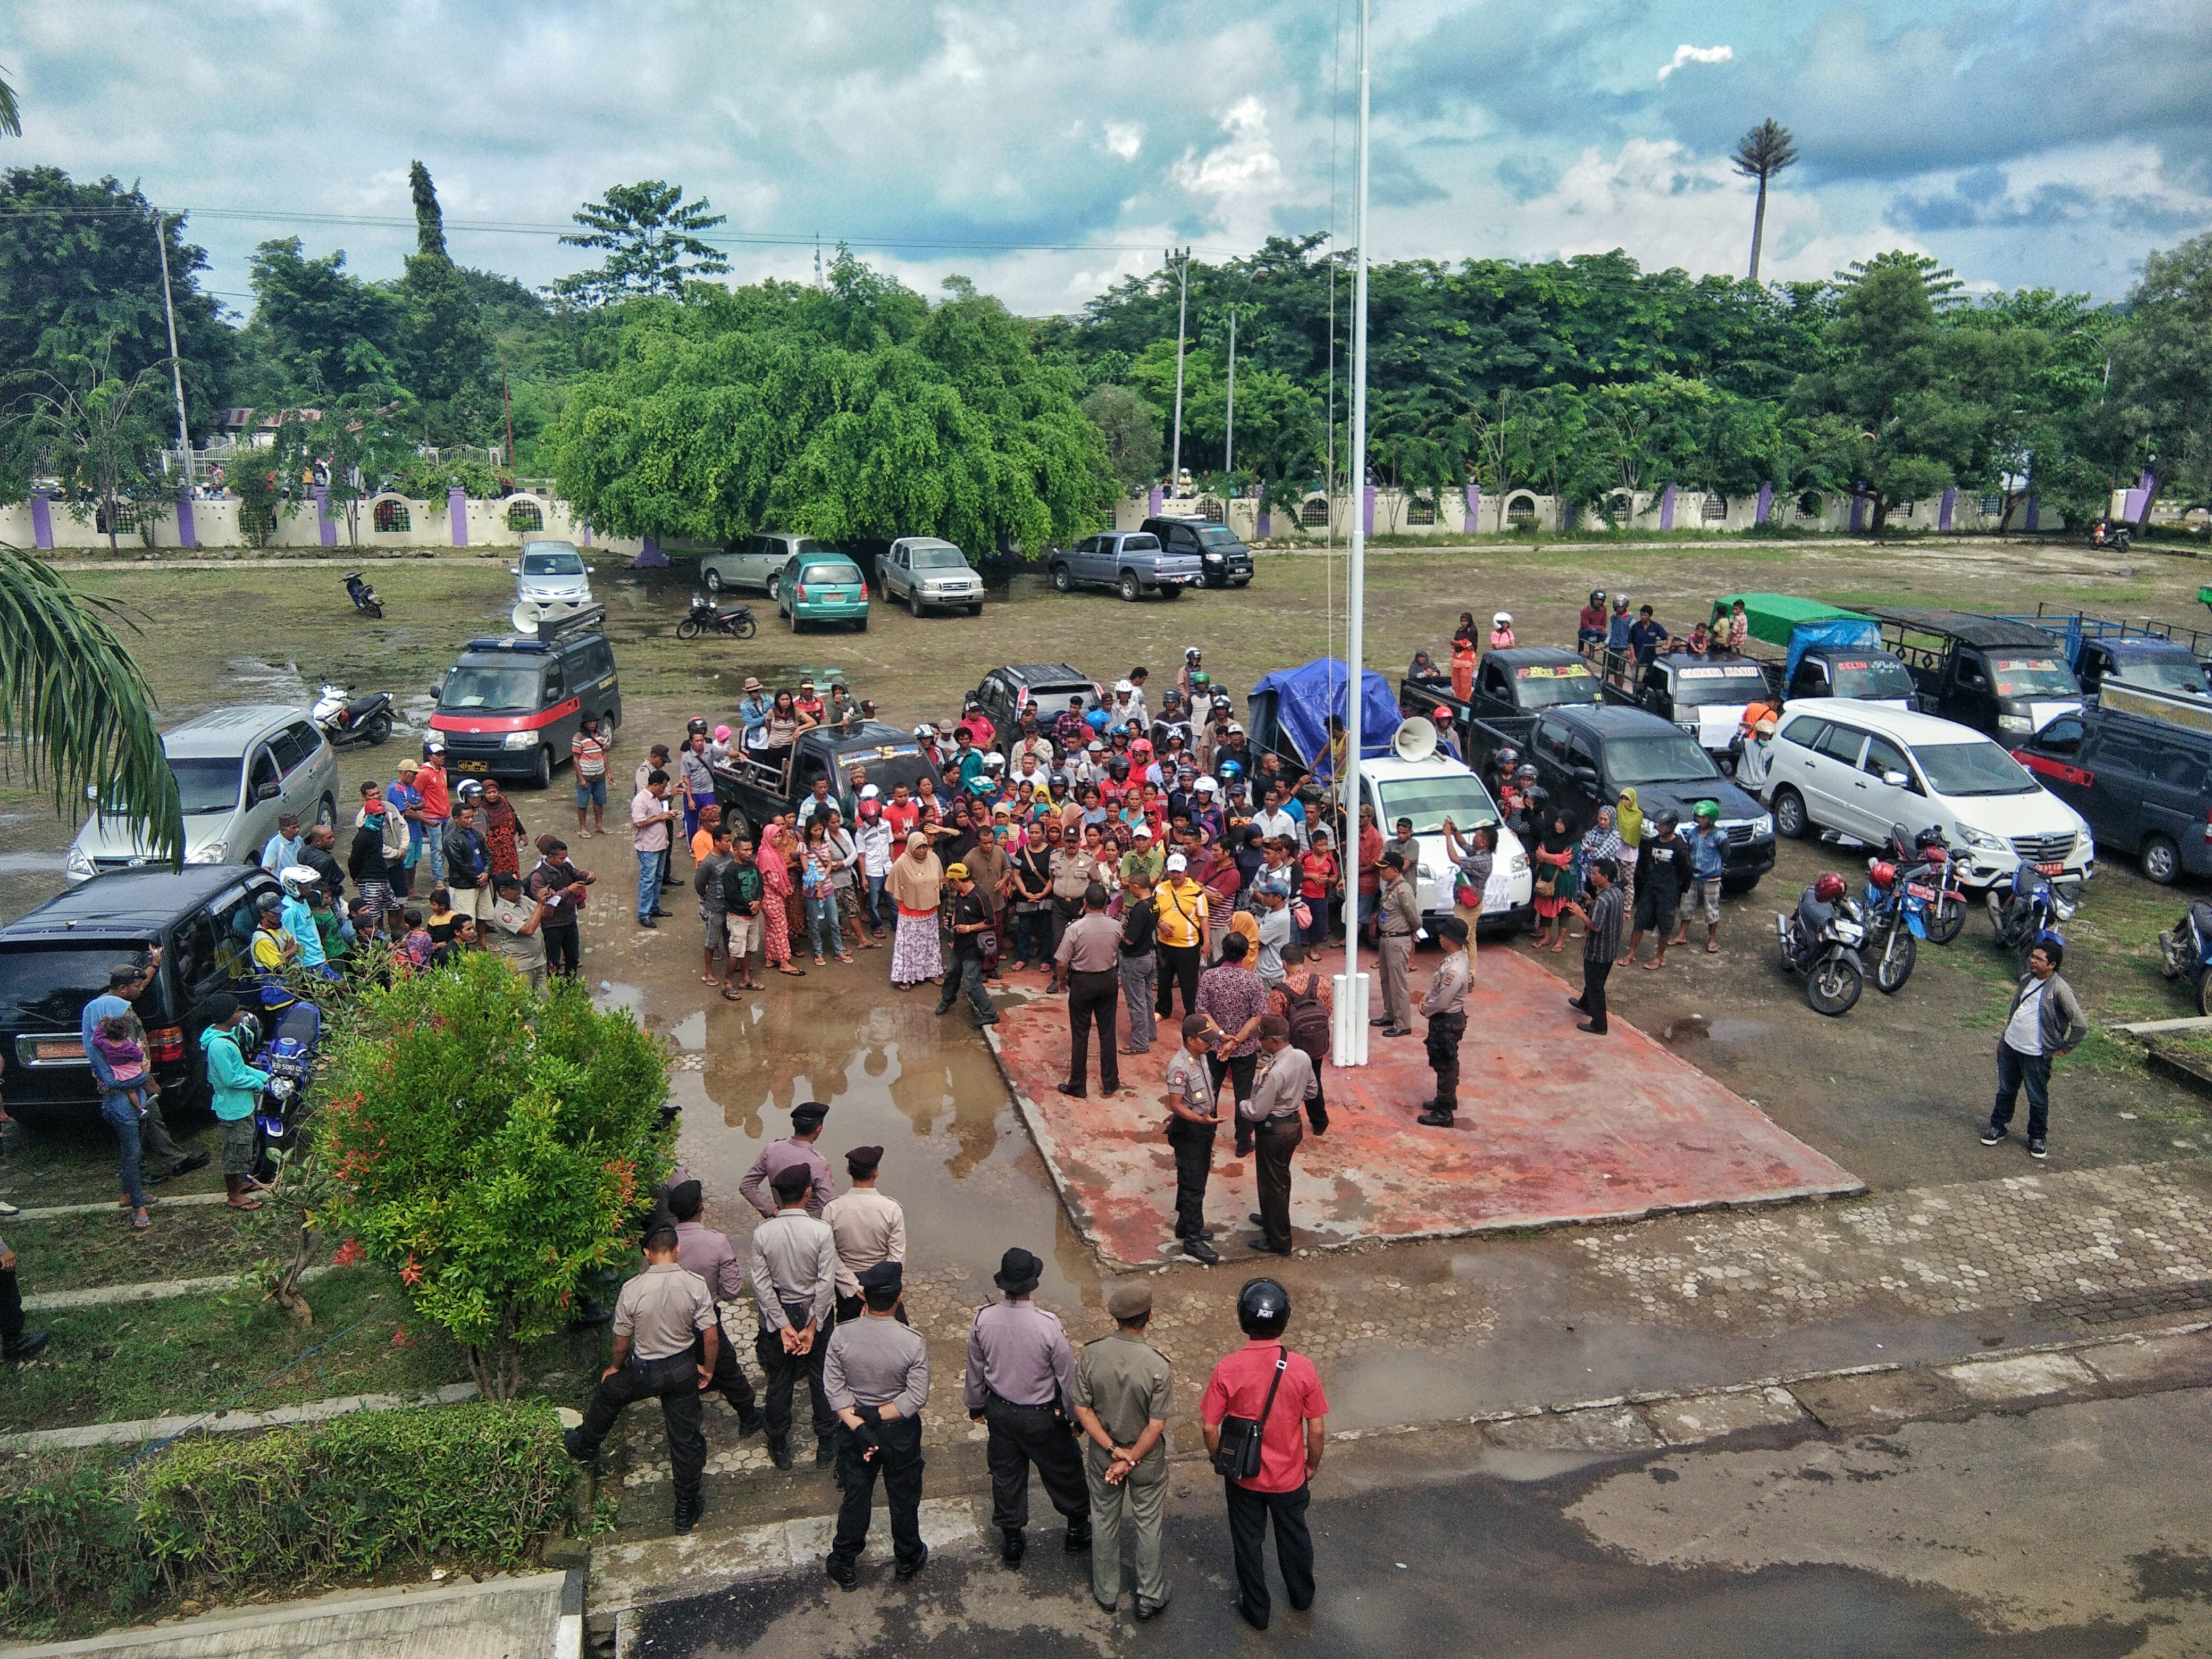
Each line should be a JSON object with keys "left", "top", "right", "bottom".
{"left": 2037, "top": 861, "right": 2064, "bottom": 876}
{"left": 454, "top": 760, "right": 490, "bottom": 774}
{"left": 1907, "top": 884, "right": 1937, "bottom": 901}
{"left": 34, "top": 1038, "right": 83, "bottom": 1061}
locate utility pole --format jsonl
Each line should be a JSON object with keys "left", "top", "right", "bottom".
{"left": 1225, "top": 304, "right": 1237, "bottom": 479}
{"left": 814, "top": 233, "right": 824, "bottom": 290}
{"left": 501, "top": 358, "right": 514, "bottom": 474}
{"left": 1166, "top": 247, "right": 1189, "bottom": 488}
{"left": 153, "top": 207, "right": 192, "bottom": 488}
{"left": 1338, "top": 0, "right": 1372, "bottom": 1064}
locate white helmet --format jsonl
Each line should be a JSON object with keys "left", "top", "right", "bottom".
{"left": 1493, "top": 610, "right": 1512, "bottom": 626}
{"left": 982, "top": 751, "right": 1006, "bottom": 770}
{"left": 914, "top": 722, "right": 936, "bottom": 740}
{"left": 1184, "top": 647, "right": 1202, "bottom": 663}
{"left": 1115, "top": 678, "right": 1134, "bottom": 695}
{"left": 279, "top": 864, "right": 321, "bottom": 899}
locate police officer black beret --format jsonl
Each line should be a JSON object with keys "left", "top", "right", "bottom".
{"left": 1434, "top": 916, "right": 1469, "bottom": 944}
{"left": 666, "top": 1179, "right": 703, "bottom": 1220}
{"left": 858, "top": 1261, "right": 903, "bottom": 1294}
{"left": 790, "top": 1100, "right": 829, "bottom": 1129}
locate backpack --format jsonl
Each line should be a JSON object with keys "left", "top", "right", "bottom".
{"left": 1283, "top": 973, "right": 1331, "bottom": 1059}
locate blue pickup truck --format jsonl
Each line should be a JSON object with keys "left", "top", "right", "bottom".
{"left": 1046, "top": 531, "right": 1203, "bottom": 602}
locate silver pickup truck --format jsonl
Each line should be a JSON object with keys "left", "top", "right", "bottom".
{"left": 1046, "top": 531, "right": 1202, "bottom": 602}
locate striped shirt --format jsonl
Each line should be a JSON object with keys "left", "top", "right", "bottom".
{"left": 571, "top": 733, "right": 609, "bottom": 778}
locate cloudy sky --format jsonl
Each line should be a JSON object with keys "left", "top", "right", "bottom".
{"left": 13, "top": 0, "right": 2210, "bottom": 316}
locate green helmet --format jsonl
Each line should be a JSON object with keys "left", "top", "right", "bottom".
{"left": 1694, "top": 800, "right": 1720, "bottom": 821}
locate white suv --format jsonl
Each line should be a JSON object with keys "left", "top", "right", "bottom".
{"left": 1761, "top": 698, "right": 2092, "bottom": 889}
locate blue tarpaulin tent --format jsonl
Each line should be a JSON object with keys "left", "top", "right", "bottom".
{"left": 1248, "top": 658, "right": 1401, "bottom": 780}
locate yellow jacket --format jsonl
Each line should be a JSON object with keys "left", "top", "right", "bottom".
{"left": 1154, "top": 877, "right": 1209, "bottom": 949}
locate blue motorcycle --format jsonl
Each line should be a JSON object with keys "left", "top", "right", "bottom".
{"left": 246, "top": 999, "right": 324, "bottom": 1181}
{"left": 1988, "top": 860, "right": 2080, "bottom": 972}
{"left": 2158, "top": 901, "right": 2212, "bottom": 1017}
{"left": 1861, "top": 857, "right": 1928, "bottom": 994}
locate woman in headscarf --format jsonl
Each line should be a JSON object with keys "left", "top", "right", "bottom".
{"left": 1614, "top": 787, "right": 1644, "bottom": 921}
{"left": 1449, "top": 611, "right": 1478, "bottom": 705}
{"left": 889, "top": 831, "right": 945, "bottom": 988}
{"left": 1532, "top": 808, "right": 1578, "bottom": 952}
{"left": 756, "top": 823, "right": 803, "bottom": 976}
{"left": 1574, "top": 804, "right": 1624, "bottom": 939}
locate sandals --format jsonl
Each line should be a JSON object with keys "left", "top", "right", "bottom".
{"left": 227, "top": 1199, "right": 262, "bottom": 1212}
{"left": 132, "top": 1212, "right": 152, "bottom": 1229}
{"left": 721, "top": 987, "right": 748, "bottom": 1001}
{"left": 836, "top": 954, "right": 854, "bottom": 965}
{"left": 776, "top": 965, "right": 807, "bottom": 977}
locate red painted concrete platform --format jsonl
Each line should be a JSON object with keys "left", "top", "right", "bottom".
{"left": 988, "top": 949, "right": 1862, "bottom": 1267}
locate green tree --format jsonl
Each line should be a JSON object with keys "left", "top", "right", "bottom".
{"left": 394, "top": 166, "right": 495, "bottom": 442}
{"left": 1794, "top": 253, "right": 1990, "bottom": 536}
{"left": 551, "top": 181, "right": 731, "bottom": 307}
{"left": 271, "top": 397, "right": 415, "bottom": 547}
{"left": 243, "top": 237, "right": 403, "bottom": 400}
{"left": 0, "top": 545, "right": 181, "bottom": 861}
{"left": 317, "top": 955, "right": 674, "bottom": 1401}
{"left": 408, "top": 159, "right": 446, "bottom": 259}
{"left": 1080, "top": 383, "right": 1160, "bottom": 495}
{"left": 2105, "top": 232, "right": 2212, "bottom": 528}
{"left": 4, "top": 337, "right": 174, "bottom": 550}
{"left": 1731, "top": 120, "right": 1800, "bottom": 283}
{"left": 0, "top": 169, "right": 232, "bottom": 437}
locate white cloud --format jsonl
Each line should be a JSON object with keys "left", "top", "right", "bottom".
{"left": 1170, "top": 97, "right": 1293, "bottom": 247}
{"left": 1656, "top": 43, "right": 1733, "bottom": 81}
{"left": 1102, "top": 121, "right": 1144, "bottom": 162}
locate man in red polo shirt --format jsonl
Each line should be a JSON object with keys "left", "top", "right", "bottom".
{"left": 1200, "top": 1277, "right": 1328, "bottom": 1631}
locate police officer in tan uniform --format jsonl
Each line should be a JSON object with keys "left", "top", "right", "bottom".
{"left": 1417, "top": 915, "right": 1471, "bottom": 1128}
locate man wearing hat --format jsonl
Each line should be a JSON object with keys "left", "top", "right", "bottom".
{"left": 822, "top": 1261, "right": 932, "bottom": 1590}
{"left": 934, "top": 862, "right": 999, "bottom": 1029}
{"left": 386, "top": 756, "right": 426, "bottom": 899}
{"left": 749, "top": 1165, "right": 841, "bottom": 1469}
{"left": 485, "top": 873, "right": 549, "bottom": 991}
{"left": 563, "top": 1224, "right": 718, "bottom": 1533}
{"left": 1373, "top": 849, "right": 1419, "bottom": 1038}
{"left": 1416, "top": 916, "right": 1472, "bottom": 1129}
{"left": 1240, "top": 1016, "right": 1316, "bottom": 1255}
{"left": 1153, "top": 852, "right": 1210, "bottom": 1023}
{"left": 965, "top": 1247, "right": 1091, "bottom": 1566}
{"left": 1739, "top": 714, "right": 1780, "bottom": 791}
{"left": 822, "top": 1146, "right": 907, "bottom": 1326}
{"left": 1073, "top": 1284, "right": 1175, "bottom": 1617}
{"left": 738, "top": 1101, "right": 836, "bottom": 1219}
{"left": 666, "top": 1180, "right": 765, "bottom": 1436}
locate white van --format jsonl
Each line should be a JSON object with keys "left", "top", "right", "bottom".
{"left": 1351, "top": 747, "right": 1535, "bottom": 931}
{"left": 1761, "top": 698, "right": 2093, "bottom": 890}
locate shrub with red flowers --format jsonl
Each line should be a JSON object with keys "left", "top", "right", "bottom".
{"left": 317, "top": 950, "right": 673, "bottom": 1399}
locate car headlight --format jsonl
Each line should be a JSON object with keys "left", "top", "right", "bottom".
{"left": 187, "top": 841, "right": 228, "bottom": 864}
{"left": 1751, "top": 814, "right": 1773, "bottom": 838}
{"left": 1996, "top": 714, "right": 2032, "bottom": 734}
{"left": 2076, "top": 829, "right": 2094, "bottom": 860}
{"left": 1955, "top": 823, "right": 2006, "bottom": 852}
{"left": 1511, "top": 853, "right": 1531, "bottom": 876}
{"left": 66, "top": 845, "right": 96, "bottom": 878}
{"left": 503, "top": 731, "right": 539, "bottom": 750}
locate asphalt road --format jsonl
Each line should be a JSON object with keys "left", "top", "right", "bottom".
{"left": 627, "top": 1392, "right": 2208, "bottom": 1658}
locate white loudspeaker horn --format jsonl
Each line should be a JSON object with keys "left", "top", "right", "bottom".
{"left": 1393, "top": 716, "right": 1437, "bottom": 764}
{"left": 511, "top": 600, "right": 542, "bottom": 633}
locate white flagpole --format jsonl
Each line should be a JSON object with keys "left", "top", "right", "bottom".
{"left": 1336, "top": 0, "right": 1372, "bottom": 1068}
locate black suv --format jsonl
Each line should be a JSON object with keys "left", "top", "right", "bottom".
{"left": 428, "top": 606, "right": 622, "bottom": 788}
{"left": 1142, "top": 516, "right": 1254, "bottom": 589}
{"left": 0, "top": 866, "right": 279, "bottom": 1124}
{"left": 974, "top": 664, "right": 1104, "bottom": 751}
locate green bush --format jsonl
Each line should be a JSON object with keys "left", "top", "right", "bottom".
{"left": 0, "top": 1403, "right": 576, "bottom": 1640}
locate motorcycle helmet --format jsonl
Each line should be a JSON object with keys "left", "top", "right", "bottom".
{"left": 1131, "top": 738, "right": 1153, "bottom": 757}
{"left": 1914, "top": 827, "right": 1948, "bottom": 851}
{"left": 1493, "top": 745, "right": 1519, "bottom": 771}
{"left": 1514, "top": 764, "right": 1538, "bottom": 784}
{"left": 1589, "top": 589, "right": 1606, "bottom": 607}
{"left": 1191, "top": 671, "right": 1213, "bottom": 692}
{"left": 982, "top": 752, "right": 1006, "bottom": 771}
{"left": 1219, "top": 758, "right": 1244, "bottom": 783}
{"left": 1654, "top": 808, "right": 1681, "bottom": 833}
{"left": 1237, "top": 1277, "right": 1291, "bottom": 1338}
{"left": 1185, "top": 647, "right": 1203, "bottom": 664}
{"left": 1612, "top": 593, "right": 1630, "bottom": 610}
{"left": 1107, "top": 756, "right": 1130, "bottom": 778}
{"left": 686, "top": 716, "right": 708, "bottom": 736}
{"left": 279, "top": 865, "right": 321, "bottom": 899}
{"left": 914, "top": 723, "right": 936, "bottom": 740}
{"left": 1493, "top": 611, "right": 1512, "bottom": 627}
{"left": 1867, "top": 860, "right": 1897, "bottom": 890}
{"left": 963, "top": 694, "right": 983, "bottom": 713}
{"left": 1814, "top": 872, "right": 1847, "bottom": 903}
{"left": 1162, "top": 689, "right": 1183, "bottom": 707}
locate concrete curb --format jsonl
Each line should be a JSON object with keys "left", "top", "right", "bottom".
{"left": 23, "top": 1264, "right": 332, "bottom": 1313}
{"left": 0, "top": 1380, "right": 480, "bottom": 1453}
{"left": 4, "top": 1193, "right": 233, "bottom": 1222}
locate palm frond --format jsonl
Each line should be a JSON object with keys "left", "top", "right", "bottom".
{"left": 0, "top": 544, "right": 181, "bottom": 861}
{"left": 0, "top": 68, "right": 19, "bottom": 139}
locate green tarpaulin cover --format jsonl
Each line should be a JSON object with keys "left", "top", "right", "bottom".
{"left": 1715, "top": 592, "right": 1873, "bottom": 650}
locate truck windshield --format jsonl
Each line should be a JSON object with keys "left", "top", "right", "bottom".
{"left": 439, "top": 665, "right": 541, "bottom": 713}
{"left": 1196, "top": 527, "right": 1245, "bottom": 550}
{"left": 1988, "top": 658, "right": 2079, "bottom": 697}
{"left": 1373, "top": 775, "right": 1501, "bottom": 836}
{"left": 910, "top": 547, "right": 966, "bottom": 569}
{"left": 1607, "top": 735, "right": 1721, "bottom": 785}
{"left": 2113, "top": 652, "right": 2210, "bottom": 694}
{"left": 1512, "top": 664, "right": 1600, "bottom": 708}
{"left": 1827, "top": 657, "right": 1917, "bottom": 700}
{"left": 1670, "top": 664, "right": 1770, "bottom": 706}
{"left": 1911, "top": 741, "right": 2038, "bottom": 797}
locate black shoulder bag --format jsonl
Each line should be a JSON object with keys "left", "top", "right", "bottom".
{"left": 1211, "top": 1346, "right": 1289, "bottom": 1480}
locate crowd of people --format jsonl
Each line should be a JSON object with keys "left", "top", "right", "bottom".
{"left": 564, "top": 1100, "right": 1329, "bottom": 1624}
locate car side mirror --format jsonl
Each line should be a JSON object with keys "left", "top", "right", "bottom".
{"left": 1883, "top": 770, "right": 1909, "bottom": 787}
{"left": 1573, "top": 766, "right": 1599, "bottom": 788}
{"left": 507, "top": 566, "right": 520, "bottom": 576}
{"left": 256, "top": 782, "right": 282, "bottom": 802}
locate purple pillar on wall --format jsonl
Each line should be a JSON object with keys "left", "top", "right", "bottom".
{"left": 448, "top": 487, "right": 469, "bottom": 548}
{"left": 1465, "top": 482, "right": 1482, "bottom": 533}
{"left": 632, "top": 534, "right": 668, "bottom": 569}
{"left": 2122, "top": 485, "right": 2148, "bottom": 520}
{"left": 1147, "top": 487, "right": 1163, "bottom": 517}
{"left": 1658, "top": 483, "right": 1677, "bottom": 531}
{"left": 1938, "top": 488, "right": 1956, "bottom": 532}
{"left": 312, "top": 485, "right": 337, "bottom": 547}
{"left": 580, "top": 518, "right": 592, "bottom": 547}
{"left": 1362, "top": 485, "right": 1375, "bottom": 535}
{"left": 1754, "top": 482, "right": 1773, "bottom": 525}
{"left": 29, "top": 491, "right": 53, "bottom": 550}
{"left": 175, "top": 492, "right": 197, "bottom": 550}
{"left": 2025, "top": 494, "right": 2040, "bottom": 532}
{"left": 1849, "top": 491, "right": 1865, "bottom": 532}
{"left": 1256, "top": 510, "right": 1271, "bottom": 538}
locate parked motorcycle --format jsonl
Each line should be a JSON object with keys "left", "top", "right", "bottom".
{"left": 313, "top": 682, "right": 395, "bottom": 748}
{"left": 675, "top": 593, "right": 758, "bottom": 640}
{"left": 2157, "top": 900, "right": 2212, "bottom": 1016}
{"left": 1915, "top": 832, "right": 1968, "bottom": 944}
{"left": 248, "top": 998, "right": 325, "bottom": 1181}
{"left": 344, "top": 571, "right": 383, "bottom": 618}
{"left": 1861, "top": 858, "right": 1924, "bottom": 994}
{"left": 2090, "top": 518, "right": 2134, "bottom": 554}
{"left": 1988, "top": 859, "right": 2080, "bottom": 968}
{"left": 1775, "top": 872, "right": 1867, "bottom": 1016}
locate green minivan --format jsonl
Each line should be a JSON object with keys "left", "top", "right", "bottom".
{"left": 776, "top": 546, "right": 871, "bottom": 632}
